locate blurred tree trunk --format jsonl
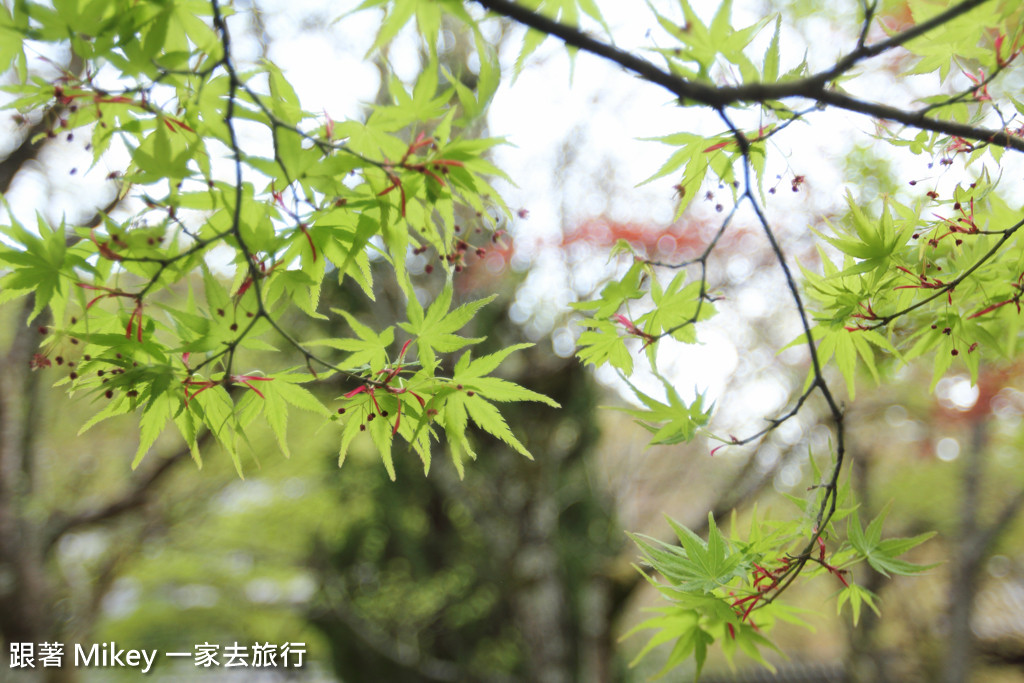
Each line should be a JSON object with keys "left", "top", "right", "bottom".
{"left": 843, "top": 442, "right": 890, "bottom": 683}
{"left": 942, "top": 419, "right": 986, "bottom": 683}
{"left": 0, "top": 302, "right": 79, "bottom": 683}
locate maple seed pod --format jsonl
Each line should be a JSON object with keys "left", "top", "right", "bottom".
{"left": 951, "top": 349, "right": 959, "bottom": 356}
{"left": 55, "top": 356, "right": 64, "bottom": 365}
{"left": 230, "top": 323, "right": 238, "bottom": 331}
{"left": 367, "top": 413, "right": 376, "bottom": 421}
{"left": 69, "top": 372, "right": 78, "bottom": 380}
{"left": 217, "top": 309, "right": 225, "bottom": 317}
{"left": 70, "top": 338, "right": 78, "bottom": 344}
{"left": 337, "top": 408, "right": 346, "bottom": 414}
{"left": 466, "top": 391, "right": 475, "bottom": 396}
{"left": 476, "top": 248, "right": 486, "bottom": 257}
{"left": 83, "top": 354, "right": 91, "bottom": 361}
{"left": 105, "top": 389, "right": 114, "bottom": 399}
{"left": 360, "top": 424, "right": 366, "bottom": 431}
{"left": 70, "top": 317, "right": 77, "bottom": 325}
{"left": 424, "top": 265, "right": 434, "bottom": 274}
{"left": 456, "top": 384, "right": 464, "bottom": 390}
{"left": 127, "top": 390, "right": 138, "bottom": 397}
{"left": 381, "top": 410, "right": 389, "bottom": 417}
{"left": 67, "top": 361, "right": 75, "bottom": 368}
{"left": 97, "top": 370, "right": 105, "bottom": 377}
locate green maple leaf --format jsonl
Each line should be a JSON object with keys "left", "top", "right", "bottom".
{"left": 399, "top": 283, "right": 492, "bottom": 374}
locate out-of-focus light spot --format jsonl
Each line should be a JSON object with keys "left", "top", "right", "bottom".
{"left": 552, "top": 327, "right": 575, "bottom": 358}
{"left": 936, "top": 375, "right": 979, "bottom": 411}
{"left": 245, "top": 578, "right": 280, "bottom": 604}
{"left": 936, "top": 437, "right": 960, "bottom": 461}
{"left": 756, "top": 443, "right": 780, "bottom": 471}
{"left": 777, "top": 463, "right": 802, "bottom": 489}
{"left": 173, "top": 584, "right": 219, "bottom": 609}
{"left": 777, "top": 418, "right": 804, "bottom": 445}
{"left": 727, "top": 255, "right": 752, "bottom": 282}
{"left": 885, "top": 404, "right": 908, "bottom": 427}
{"left": 987, "top": 554, "right": 1011, "bottom": 579}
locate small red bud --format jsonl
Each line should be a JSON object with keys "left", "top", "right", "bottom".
{"left": 105, "top": 389, "right": 114, "bottom": 398}
{"left": 951, "top": 349, "right": 959, "bottom": 356}
{"left": 337, "top": 408, "right": 346, "bottom": 414}
{"left": 69, "top": 372, "right": 78, "bottom": 380}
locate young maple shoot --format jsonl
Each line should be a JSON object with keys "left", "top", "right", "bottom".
{"left": 0, "top": 0, "right": 556, "bottom": 481}
{"left": 2, "top": 0, "right": 1023, "bottom": 677}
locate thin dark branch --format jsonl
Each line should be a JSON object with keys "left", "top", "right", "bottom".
{"left": 718, "top": 107, "right": 847, "bottom": 607}
{"left": 473, "top": 0, "right": 1024, "bottom": 152}
{"left": 868, "top": 216, "right": 1024, "bottom": 328}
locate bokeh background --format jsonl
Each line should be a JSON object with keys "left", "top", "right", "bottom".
{"left": 2, "top": 1, "right": 1024, "bottom": 682}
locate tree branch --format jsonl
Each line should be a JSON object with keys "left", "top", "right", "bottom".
{"left": 43, "top": 431, "right": 212, "bottom": 551}
{"left": 473, "top": 0, "right": 1024, "bottom": 151}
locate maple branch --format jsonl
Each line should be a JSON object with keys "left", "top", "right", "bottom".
{"left": 473, "top": 0, "right": 1024, "bottom": 151}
